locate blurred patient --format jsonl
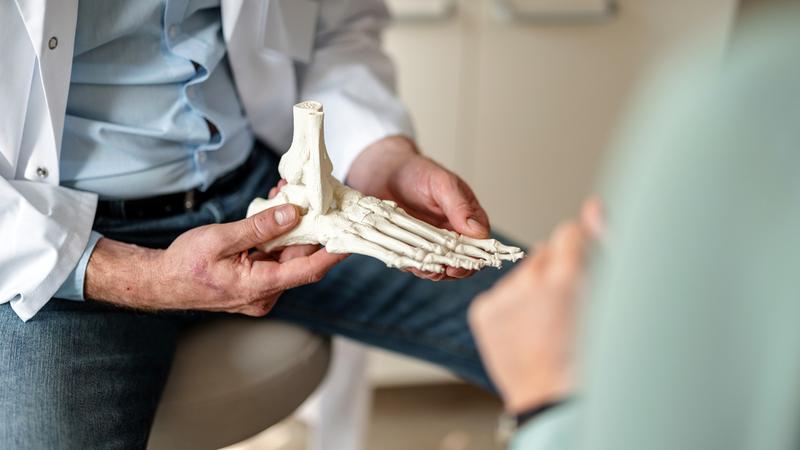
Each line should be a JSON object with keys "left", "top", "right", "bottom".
{"left": 470, "top": 4, "right": 800, "bottom": 450}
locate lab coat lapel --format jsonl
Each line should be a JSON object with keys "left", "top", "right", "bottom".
{"left": 14, "top": 0, "right": 46, "bottom": 58}
{"left": 220, "top": 0, "right": 243, "bottom": 44}
{"left": 13, "top": 0, "right": 78, "bottom": 179}
{"left": 221, "top": 0, "right": 298, "bottom": 151}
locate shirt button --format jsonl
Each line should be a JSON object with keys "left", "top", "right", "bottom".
{"left": 196, "top": 152, "right": 207, "bottom": 163}
{"left": 168, "top": 25, "right": 178, "bottom": 39}
{"left": 36, "top": 167, "right": 49, "bottom": 179}
{"left": 48, "top": 36, "right": 58, "bottom": 50}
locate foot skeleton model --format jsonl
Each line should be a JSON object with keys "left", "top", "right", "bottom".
{"left": 247, "top": 101, "right": 524, "bottom": 273}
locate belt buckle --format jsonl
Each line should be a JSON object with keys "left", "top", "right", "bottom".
{"left": 183, "top": 190, "right": 196, "bottom": 212}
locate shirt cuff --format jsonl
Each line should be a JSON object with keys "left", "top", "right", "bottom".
{"left": 53, "top": 231, "right": 104, "bottom": 301}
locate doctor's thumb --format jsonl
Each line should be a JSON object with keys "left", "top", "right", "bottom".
{"left": 440, "top": 194, "right": 491, "bottom": 239}
{"left": 433, "top": 176, "right": 489, "bottom": 238}
{"left": 217, "top": 204, "right": 300, "bottom": 253}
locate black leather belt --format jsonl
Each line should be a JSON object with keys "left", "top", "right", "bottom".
{"left": 96, "top": 149, "right": 259, "bottom": 220}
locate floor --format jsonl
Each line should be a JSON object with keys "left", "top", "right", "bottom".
{"left": 227, "top": 384, "right": 504, "bottom": 450}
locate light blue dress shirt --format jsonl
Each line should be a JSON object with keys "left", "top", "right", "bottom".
{"left": 55, "top": 0, "right": 254, "bottom": 300}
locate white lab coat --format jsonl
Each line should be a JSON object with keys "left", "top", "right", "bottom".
{"left": 1, "top": 0, "right": 413, "bottom": 321}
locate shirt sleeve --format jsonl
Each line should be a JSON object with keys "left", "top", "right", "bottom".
{"left": 299, "top": 0, "right": 415, "bottom": 182}
{"left": 53, "top": 231, "right": 103, "bottom": 301}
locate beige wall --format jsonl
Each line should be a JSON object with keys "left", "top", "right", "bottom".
{"left": 368, "top": 0, "right": 737, "bottom": 386}
{"left": 383, "top": 0, "right": 737, "bottom": 245}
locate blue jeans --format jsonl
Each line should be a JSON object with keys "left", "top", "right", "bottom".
{"left": 0, "top": 144, "right": 519, "bottom": 449}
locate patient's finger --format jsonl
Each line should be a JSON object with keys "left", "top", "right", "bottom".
{"left": 581, "top": 197, "right": 606, "bottom": 239}
{"left": 548, "top": 221, "right": 589, "bottom": 285}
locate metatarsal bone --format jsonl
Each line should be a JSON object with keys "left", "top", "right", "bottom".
{"left": 370, "top": 203, "right": 506, "bottom": 265}
{"left": 326, "top": 234, "right": 444, "bottom": 273}
{"left": 350, "top": 223, "right": 425, "bottom": 261}
{"left": 354, "top": 210, "right": 490, "bottom": 270}
{"left": 382, "top": 208, "right": 460, "bottom": 249}
{"left": 368, "top": 216, "right": 446, "bottom": 255}
{"left": 351, "top": 223, "right": 484, "bottom": 271}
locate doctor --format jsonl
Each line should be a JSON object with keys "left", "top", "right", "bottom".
{"left": 1, "top": 0, "right": 516, "bottom": 447}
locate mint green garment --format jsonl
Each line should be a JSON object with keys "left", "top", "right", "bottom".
{"left": 513, "top": 5, "right": 800, "bottom": 450}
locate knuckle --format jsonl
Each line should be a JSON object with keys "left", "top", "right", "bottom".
{"left": 441, "top": 170, "right": 460, "bottom": 185}
{"left": 548, "top": 262, "right": 580, "bottom": 289}
{"left": 238, "top": 286, "right": 270, "bottom": 307}
{"left": 452, "top": 198, "right": 473, "bottom": 213}
{"left": 195, "top": 226, "right": 224, "bottom": 251}
{"left": 248, "top": 214, "right": 272, "bottom": 240}
{"left": 433, "top": 170, "right": 459, "bottom": 192}
{"left": 521, "top": 256, "right": 545, "bottom": 277}
{"left": 305, "top": 271, "right": 324, "bottom": 285}
{"left": 257, "top": 297, "right": 280, "bottom": 316}
{"left": 245, "top": 294, "right": 264, "bottom": 309}
{"left": 250, "top": 306, "right": 270, "bottom": 317}
{"left": 250, "top": 285, "right": 277, "bottom": 302}
{"left": 241, "top": 300, "right": 274, "bottom": 317}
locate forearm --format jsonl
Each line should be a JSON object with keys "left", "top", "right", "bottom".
{"left": 84, "top": 237, "right": 163, "bottom": 309}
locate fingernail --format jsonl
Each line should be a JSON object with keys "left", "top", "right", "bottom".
{"left": 467, "top": 217, "right": 485, "bottom": 232}
{"left": 274, "top": 205, "right": 295, "bottom": 225}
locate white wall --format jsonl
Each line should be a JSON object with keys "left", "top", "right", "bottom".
{"left": 384, "top": 0, "right": 737, "bottom": 244}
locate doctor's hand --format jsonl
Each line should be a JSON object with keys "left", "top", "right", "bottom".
{"left": 347, "top": 135, "right": 491, "bottom": 281}
{"left": 85, "top": 204, "right": 347, "bottom": 316}
{"left": 469, "top": 200, "right": 603, "bottom": 414}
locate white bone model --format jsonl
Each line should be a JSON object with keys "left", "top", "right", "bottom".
{"left": 247, "top": 101, "right": 524, "bottom": 273}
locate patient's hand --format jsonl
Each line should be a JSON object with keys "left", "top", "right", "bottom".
{"left": 469, "top": 199, "right": 603, "bottom": 413}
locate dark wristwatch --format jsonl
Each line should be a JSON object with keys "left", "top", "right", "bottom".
{"left": 496, "top": 400, "right": 567, "bottom": 444}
